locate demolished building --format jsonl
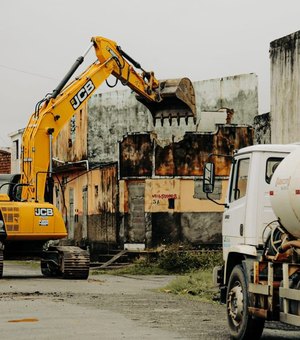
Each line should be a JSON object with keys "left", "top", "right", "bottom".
{"left": 51, "top": 73, "right": 257, "bottom": 255}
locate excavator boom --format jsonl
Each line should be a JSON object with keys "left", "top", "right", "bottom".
{"left": 21, "top": 36, "right": 196, "bottom": 203}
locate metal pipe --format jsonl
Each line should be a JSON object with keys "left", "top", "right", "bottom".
{"left": 66, "top": 160, "right": 89, "bottom": 171}
{"left": 52, "top": 159, "right": 90, "bottom": 171}
{"left": 49, "top": 133, "right": 53, "bottom": 176}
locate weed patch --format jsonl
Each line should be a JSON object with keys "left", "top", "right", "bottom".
{"left": 160, "top": 269, "right": 219, "bottom": 302}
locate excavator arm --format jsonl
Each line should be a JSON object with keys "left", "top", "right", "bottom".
{"left": 20, "top": 36, "right": 196, "bottom": 203}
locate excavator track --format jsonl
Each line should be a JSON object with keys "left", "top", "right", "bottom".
{"left": 41, "top": 246, "right": 90, "bottom": 280}
{"left": 58, "top": 246, "right": 90, "bottom": 279}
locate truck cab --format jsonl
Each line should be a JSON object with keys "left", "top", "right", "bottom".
{"left": 222, "top": 144, "right": 299, "bottom": 262}
{"left": 204, "top": 143, "right": 300, "bottom": 339}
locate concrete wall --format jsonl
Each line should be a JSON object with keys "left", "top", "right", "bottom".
{"left": 119, "top": 126, "right": 253, "bottom": 177}
{"left": 270, "top": 31, "right": 300, "bottom": 143}
{"left": 8, "top": 129, "right": 23, "bottom": 174}
{"left": 119, "top": 178, "right": 226, "bottom": 247}
{"left": 53, "top": 105, "right": 88, "bottom": 162}
{"left": 87, "top": 73, "right": 258, "bottom": 162}
{"left": 253, "top": 112, "right": 271, "bottom": 144}
{"left": 194, "top": 74, "right": 258, "bottom": 125}
{"left": 53, "top": 163, "right": 118, "bottom": 258}
{"left": 117, "top": 125, "right": 253, "bottom": 247}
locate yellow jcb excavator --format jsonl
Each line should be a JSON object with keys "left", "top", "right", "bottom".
{"left": 0, "top": 36, "right": 196, "bottom": 279}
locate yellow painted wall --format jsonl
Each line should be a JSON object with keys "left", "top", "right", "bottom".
{"left": 54, "top": 166, "right": 117, "bottom": 217}
{"left": 119, "top": 178, "right": 228, "bottom": 214}
{"left": 53, "top": 103, "right": 88, "bottom": 162}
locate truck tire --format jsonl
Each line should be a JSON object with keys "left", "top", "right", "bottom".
{"left": 226, "top": 265, "right": 265, "bottom": 339}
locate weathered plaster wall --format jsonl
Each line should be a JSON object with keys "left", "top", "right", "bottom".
{"left": 117, "top": 125, "right": 253, "bottom": 247}
{"left": 119, "top": 126, "right": 253, "bottom": 178}
{"left": 253, "top": 112, "right": 271, "bottom": 144}
{"left": 53, "top": 104, "right": 88, "bottom": 162}
{"left": 87, "top": 74, "right": 258, "bottom": 163}
{"left": 194, "top": 73, "right": 258, "bottom": 125}
{"left": 53, "top": 164, "right": 118, "bottom": 254}
{"left": 53, "top": 73, "right": 257, "bottom": 249}
{"left": 270, "top": 31, "right": 300, "bottom": 143}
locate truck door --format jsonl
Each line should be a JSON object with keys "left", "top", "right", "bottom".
{"left": 222, "top": 157, "right": 250, "bottom": 250}
{"left": 259, "top": 156, "right": 283, "bottom": 243}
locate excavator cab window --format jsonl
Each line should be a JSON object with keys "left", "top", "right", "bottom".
{"left": 0, "top": 174, "right": 21, "bottom": 201}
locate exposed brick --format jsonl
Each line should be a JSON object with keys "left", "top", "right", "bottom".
{"left": 0, "top": 150, "right": 11, "bottom": 174}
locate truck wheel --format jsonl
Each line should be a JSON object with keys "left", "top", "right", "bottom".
{"left": 226, "top": 265, "right": 265, "bottom": 339}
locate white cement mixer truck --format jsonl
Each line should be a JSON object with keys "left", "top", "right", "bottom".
{"left": 203, "top": 144, "right": 300, "bottom": 339}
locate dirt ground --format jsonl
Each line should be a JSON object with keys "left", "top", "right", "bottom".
{"left": 0, "top": 262, "right": 300, "bottom": 340}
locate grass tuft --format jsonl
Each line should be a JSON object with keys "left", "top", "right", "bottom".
{"left": 92, "top": 245, "right": 223, "bottom": 302}
{"left": 160, "top": 269, "right": 219, "bottom": 302}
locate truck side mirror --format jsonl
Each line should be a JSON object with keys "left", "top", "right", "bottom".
{"left": 203, "top": 162, "right": 215, "bottom": 193}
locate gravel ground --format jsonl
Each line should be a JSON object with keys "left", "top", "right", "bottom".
{"left": 0, "top": 262, "right": 300, "bottom": 339}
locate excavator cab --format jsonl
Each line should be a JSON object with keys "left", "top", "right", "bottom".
{"left": 136, "top": 77, "right": 196, "bottom": 126}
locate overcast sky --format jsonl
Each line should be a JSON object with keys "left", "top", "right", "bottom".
{"left": 0, "top": 0, "right": 300, "bottom": 146}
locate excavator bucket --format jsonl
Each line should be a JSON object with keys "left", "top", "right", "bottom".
{"left": 136, "top": 77, "right": 196, "bottom": 126}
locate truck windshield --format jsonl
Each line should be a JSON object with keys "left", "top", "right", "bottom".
{"left": 265, "top": 157, "right": 283, "bottom": 184}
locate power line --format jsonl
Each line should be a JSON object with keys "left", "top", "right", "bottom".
{"left": 0, "top": 64, "right": 58, "bottom": 81}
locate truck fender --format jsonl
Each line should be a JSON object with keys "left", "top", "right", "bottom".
{"left": 224, "top": 245, "right": 257, "bottom": 285}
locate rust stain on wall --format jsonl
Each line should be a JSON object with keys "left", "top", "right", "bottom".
{"left": 120, "top": 133, "right": 153, "bottom": 177}
{"left": 53, "top": 103, "right": 88, "bottom": 162}
{"left": 155, "top": 126, "right": 253, "bottom": 176}
{"left": 53, "top": 163, "right": 118, "bottom": 251}
{"left": 120, "top": 126, "right": 253, "bottom": 178}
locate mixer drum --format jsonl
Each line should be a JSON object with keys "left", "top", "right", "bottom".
{"left": 270, "top": 147, "right": 300, "bottom": 238}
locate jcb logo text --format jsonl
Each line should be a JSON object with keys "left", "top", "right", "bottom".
{"left": 70, "top": 80, "right": 95, "bottom": 110}
{"left": 35, "top": 208, "right": 54, "bottom": 217}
